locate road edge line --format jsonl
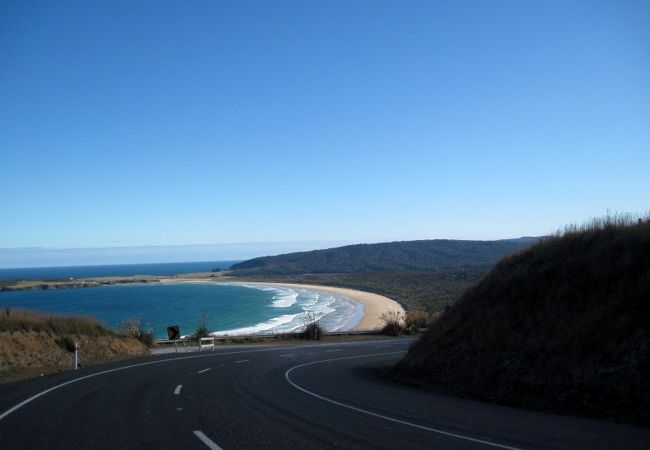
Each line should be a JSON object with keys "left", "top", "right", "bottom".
{"left": 284, "top": 352, "right": 523, "bottom": 450}
{"left": 193, "top": 430, "right": 224, "bottom": 450}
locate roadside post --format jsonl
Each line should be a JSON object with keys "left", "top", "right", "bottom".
{"left": 73, "top": 343, "right": 80, "bottom": 370}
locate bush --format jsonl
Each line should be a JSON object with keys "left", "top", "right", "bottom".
{"left": 404, "top": 310, "right": 429, "bottom": 333}
{"left": 55, "top": 335, "right": 77, "bottom": 352}
{"left": 194, "top": 316, "right": 210, "bottom": 339}
{"left": 119, "top": 318, "right": 154, "bottom": 347}
{"left": 299, "top": 313, "right": 323, "bottom": 340}
{"left": 300, "top": 322, "right": 323, "bottom": 340}
{"left": 380, "top": 310, "right": 405, "bottom": 336}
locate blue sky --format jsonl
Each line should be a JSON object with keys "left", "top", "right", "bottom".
{"left": 1, "top": 1, "right": 648, "bottom": 265}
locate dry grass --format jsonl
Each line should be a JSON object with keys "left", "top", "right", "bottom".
{"left": 394, "top": 214, "right": 650, "bottom": 425}
{"left": 0, "top": 308, "right": 149, "bottom": 383}
{"left": 0, "top": 307, "right": 108, "bottom": 335}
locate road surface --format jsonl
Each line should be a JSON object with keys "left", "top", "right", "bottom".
{"left": 1, "top": 338, "right": 649, "bottom": 449}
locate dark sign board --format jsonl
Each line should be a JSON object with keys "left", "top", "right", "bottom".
{"left": 167, "top": 325, "right": 180, "bottom": 340}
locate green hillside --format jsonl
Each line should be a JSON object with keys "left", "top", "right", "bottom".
{"left": 231, "top": 238, "right": 537, "bottom": 275}
{"left": 394, "top": 217, "right": 650, "bottom": 424}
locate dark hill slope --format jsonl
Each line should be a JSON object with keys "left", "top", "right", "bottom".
{"left": 231, "top": 238, "right": 537, "bottom": 275}
{"left": 394, "top": 218, "right": 650, "bottom": 424}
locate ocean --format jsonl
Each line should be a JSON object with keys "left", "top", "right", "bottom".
{"left": 0, "top": 260, "right": 240, "bottom": 281}
{"left": 0, "top": 282, "right": 363, "bottom": 339}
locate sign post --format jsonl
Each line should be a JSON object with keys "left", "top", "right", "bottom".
{"left": 167, "top": 325, "right": 181, "bottom": 352}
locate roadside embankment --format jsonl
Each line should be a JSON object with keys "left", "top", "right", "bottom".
{"left": 394, "top": 216, "right": 650, "bottom": 425}
{"left": 0, "top": 309, "right": 149, "bottom": 383}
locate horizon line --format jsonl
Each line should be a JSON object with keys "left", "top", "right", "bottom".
{"left": 0, "top": 235, "right": 543, "bottom": 252}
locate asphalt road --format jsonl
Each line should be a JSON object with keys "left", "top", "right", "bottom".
{"left": 1, "top": 338, "right": 649, "bottom": 449}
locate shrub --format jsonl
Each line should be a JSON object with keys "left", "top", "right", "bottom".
{"left": 380, "top": 310, "right": 405, "bottom": 336}
{"left": 404, "top": 310, "right": 429, "bottom": 333}
{"left": 300, "top": 322, "right": 323, "bottom": 340}
{"left": 299, "top": 313, "right": 323, "bottom": 340}
{"left": 194, "top": 316, "right": 210, "bottom": 339}
{"left": 55, "top": 335, "right": 77, "bottom": 352}
{"left": 119, "top": 318, "right": 154, "bottom": 347}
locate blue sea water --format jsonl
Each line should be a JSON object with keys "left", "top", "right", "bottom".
{"left": 0, "top": 282, "right": 362, "bottom": 339}
{"left": 0, "top": 260, "right": 240, "bottom": 281}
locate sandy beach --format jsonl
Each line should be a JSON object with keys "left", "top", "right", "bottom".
{"left": 234, "top": 282, "right": 404, "bottom": 331}
{"left": 161, "top": 278, "right": 405, "bottom": 331}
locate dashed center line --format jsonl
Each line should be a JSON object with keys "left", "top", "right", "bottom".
{"left": 280, "top": 354, "right": 295, "bottom": 358}
{"left": 325, "top": 349, "right": 342, "bottom": 352}
{"left": 235, "top": 359, "right": 250, "bottom": 364}
{"left": 197, "top": 368, "right": 211, "bottom": 374}
{"left": 193, "top": 430, "right": 223, "bottom": 450}
{"left": 174, "top": 384, "right": 182, "bottom": 395}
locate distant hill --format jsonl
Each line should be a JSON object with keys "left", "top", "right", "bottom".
{"left": 394, "top": 217, "right": 650, "bottom": 424}
{"left": 230, "top": 237, "right": 538, "bottom": 275}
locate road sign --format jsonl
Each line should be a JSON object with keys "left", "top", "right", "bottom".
{"left": 167, "top": 325, "right": 180, "bottom": 340}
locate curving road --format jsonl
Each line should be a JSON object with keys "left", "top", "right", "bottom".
{"left": 1, "top": 338, "right": 649, "bottom": 449}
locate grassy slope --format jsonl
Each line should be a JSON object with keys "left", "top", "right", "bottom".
{"left": 0, "top": 309, "right": 149, "bottom": 383}
{"left": 394, "top": 218, "right": 650, "bottom": 425}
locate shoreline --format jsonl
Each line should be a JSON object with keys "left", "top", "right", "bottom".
{"left": 160, "top": 278, "right": 405, "bottom": 331}
{"left": 2, "top": 275, "right": 405, "bottom": 333}
{"left": 230, "top": 281, "right": 405, "bottom": 331}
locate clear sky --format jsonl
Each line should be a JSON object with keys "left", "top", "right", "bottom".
{"left": 1, "top": 0, "right": 648, "bottom": 265}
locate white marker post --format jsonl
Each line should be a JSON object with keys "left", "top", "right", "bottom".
{"left": 73, "top": 343, "right": 80, "bottom": 370}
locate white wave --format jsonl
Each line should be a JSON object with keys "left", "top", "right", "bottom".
{"left": 298, "top": 291, "right": 319, "bottom": 307}
{"left": 236, "top": 284, "right": 299, "bottom": 308}
{"left": 217, "top": 283, "right": 361, "bottom": 334}
{"left": 211, "top": 314, "right": 301, "bottom": 336}
{"left": 303, "top": 294, "right": 336, "bottom": 316}
{"left": 271, "top": 290, "right": 298, "bottom": 307}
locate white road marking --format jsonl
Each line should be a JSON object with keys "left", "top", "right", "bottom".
{"left": 193, "top": 430, "right": 224, "bottom": 450}
{"left": 0, "top": 338, "right": 412, "bottom": 421}
{"left": 285, "top": 352, "right": 522, "bottom": 450}
{"left": 197, "top": 368, "right": 211, "bottom": 374}
{"left": 235, "top": 359, "right": 250, "bottom": 364}
{"left": 174, "top": 384, "right": 182, "bottom": 395}
{"left": 374, "top": 345, "right": 391, "bottom": 348}
{"left": 0, "top": 347, "right": 284, "bottom": 421}
{"left": 279, "top": 354, "right": 295, "bottom": 357}
{"left": 325, "top": 349, "right": 342, "bottom": 352}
